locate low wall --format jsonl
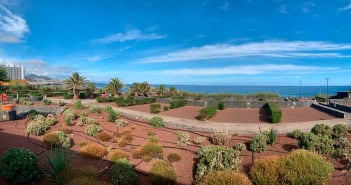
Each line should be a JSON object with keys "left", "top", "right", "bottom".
{"left": 13, "top": 105, "right": 65, "bottom": 118}
{"left": 330, "top": 99, "right": 351, "bottom": 106}
{"left": 327, "top": 102, "right": 351, "bottom": 113}
{"left": 155, "top": 98, "right": 314, "bottom": 108}
{"left": 311, "top": 103, "right": 347, "bottom": 118}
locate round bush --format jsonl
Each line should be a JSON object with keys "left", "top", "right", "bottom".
{"left": 150, "top": 161, "right": 177, "bottom": 185}
{"left": 199, "top": 170, "right": 251, "bottom": 185}
{"left": 280, "top": 150, "right": 334, "bottom": 185}
{"left": 43, "top": 131, "right": 71, "bottom": 148}
{"left": 26, "top": 119, "right": 48, "bottom": 136}
{"left": 79, "top": 143, "right": 107, "bottom": 159}
{"left": 250, "top": 156, "right": 282, "bottom": 185}
{"left": 108, "top": 159, "right": 137, "bottom": 185}
{"left": 250, "top": 134, "right": 267, "bottom": 153}
{"left": 46, "top": 114, "right": 57, "bottom": 126}
{"left": 98, "top": 131, "right": 112, "bottom": 142}
{"left": 0, "top": 147, "right": 39, "bottom": 184}
{"left": 311, "top": 124, "right": 332, "bottom": 137}
{"left": 333, "top": 124, "right": 348, "bottom": 138}
{"left": 211, "top": 131, "right": 231, "bottom": 145}
{"left": 150, "top": 116, "right": 165, "bottom": 128}
{"left": 167, "top": 153, "right": 181, "bottom": 162}
{"left": 298, "top": 133, "right": 334, "bottom": 154}
{"left": 288, "top": 129, "right": 303, "bottom": 139}
{"left": 85, "top": 124, "right": 102, "bottom": 137}
{"left": 143, "top": 143, "right": 164, "bottom": 158}
{"left": 234, "top": 143, "right": 247, "bottom": 151}
{"left": 110, "top": 150, "right": 129, "bottom": 162}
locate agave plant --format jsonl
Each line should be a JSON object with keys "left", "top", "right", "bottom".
{"left": 45, "top": 146, "right": 71, "bottom": 185}
{"left": 104, "top": 78, "right": 124, "bottom": 97}
{"left": 63, "top": 72, "right": 86, "bottom": 99}
{"left": 130, "top": 81, "right": 151, "bottom": 96}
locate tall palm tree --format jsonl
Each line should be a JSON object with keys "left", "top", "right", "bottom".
{"left": 10, "top": 84, "right": 23, "bottom": 101}
{"left": 63, "top": 72, "right": 86, "bottom": 99}
{"left": 39, "top": 86, "right": 52, "bottom": 100}
{"left": 129, "top": 81, "right": 151, "bottom": 96}
{"left": 104, "top": 78, "right": 124, "bottom": 97}
{"left": 169, "top": 86, "right": 178, "bottom": 96}
{"left": 158, "top": 84, "right": 166, "bottom": 96}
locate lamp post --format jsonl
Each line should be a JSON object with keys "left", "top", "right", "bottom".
{"left": 299, "top": 80, "right": 302, "bottom": 100}
{"left": 326, "top": 78, "right": 329, "bottom": 105}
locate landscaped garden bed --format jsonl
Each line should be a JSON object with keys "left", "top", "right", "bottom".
{"left": 0, "top": 102, "right": 349, "bottom": 185}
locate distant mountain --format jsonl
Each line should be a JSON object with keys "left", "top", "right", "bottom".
{"left": 25, "top": 74, "right": 53, "bottom": 81}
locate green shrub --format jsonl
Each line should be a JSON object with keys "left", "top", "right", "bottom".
{"left": 88, "top": 106, "right": 101, "bottom": 113}
{"left": 288, "top": 129, "right": 303, "bottom": 139}
{"left": 104, "top": 105, "right": 113, "bottom": 112}
{"left": 85, "top": 124, "right": 102, "bottom": 137}
{"left": 115, "top": 118, "right": 128, "bottom": 127}
{"left": 333, "top": 148, "right": 350, "bottom": 159}
{"left": 109, "top": 150, "right": 129, "bottom": 162}
{"left": 27, "top": 109, "right": 38, "bottom": 120}
{"left": 58, "top": 100, "right": 66, "bottom": 106}
{"left": 150, "top": 161, "right": 177, "bottom": 185}
{"left": 109, "top": 159, "right": 137, "bottom": 185}
{"left": 167, "top": 153, "right": 181, "bottom": 162}
{"left": 63, "top": 93, "right": 74, "bottom": 99}
{"left": 193, "top": 136, "right": 206, "bottom": 146}
{"left": 43, "top": 99, "right": 52, "bottom": 105}
{"left": 217, "top": 102, "right": 225, "bottom": 110}
{"left": 143, "top": 143, "right": 163, "bottom": 158}
{"left": 45, "top": 146, "right": 71, "bottom": 185}
{"left": 298, "top": 132, "right": 334, "bottom": 155}
{"left": 280, "top": 150, "right": 334, "bottom": 185}
{"left": 150, "top": 116, "right": 165, "bottom": 128}
{"left": 263, "top": 129, "right": 277, "bottom": 145}
{"left": 108, "top": 110, "right": 121, "bottom": 122}
{"left": 197, "top": 106, "right": 217, "bottom": 120}
{"left": 311, "top": 124, "right": 332, "bottom": 137}
{"left": 234, "top": 143, "right": 247, "bottom": 151}
{"left": 46, "top": 114, "right": 57, "bottom": 126}
{"left": 250, "top": 134, "right": 268, "bottom": 153}
{"left": 65, "top": 117, "right": 72, "bottom": 126}
{"left": 250, "top": 156, "right": 282, "bottom": 185}
{"left": 26, "top": 117, "right": 48, "bottom": 136}
{"left": 334, "top": 137, "right": 350, "bottom": 149}
{"left": 73, "top": 100, "right": 85, "bottom": 109}
{"left": 333, "top": 124, "right": 348, "bottom": 138}
{"left": 195, "top": 146, "right": 240, "bottom": 181}
{"left": 163, "top": 106, "right": 169, "bottom": 111}
{"left": 266, "top": 102, "right": 282, "bottom": 123}
{"left": 169, "top": 99, "right": 187, "bottom": 109}
{"left": 176, "top": 131, "right": 190, "bottom": 146}
{"left": 63, "top": 109, "right": 77, "bottom": 120}
{"left": 199, "top": 170, "right": 252, "bottom": 185}
{"left": 44, "top": 131, "right": 71, "bottom": 148}
{"left": 0, "top": 147, "right": 39, "bottom": 184}
{"left": 23, "top": 100, "right": 34, "bottom": 105}
{"left": 150, "top": 103, "right": 161, "bottom": 114}
{"left": 211, "top": 131, "right": 231, "bottom": 145}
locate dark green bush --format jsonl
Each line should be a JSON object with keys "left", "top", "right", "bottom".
{"left": 150, "top": 161, "right": 177, "bottom": 185}
{"left": 167, "top": 153, "right": 181, "bottom": 162}
{"left": 266, "top": 102, "right": 282, "bottom": 123}
{"left": 298, "top": 132, "right": 334, "bottom": 155}
{"left": 217, "top": 102, "right": 225, "bottom": 110}
{"left": 150, "top": 116, "right": 165, "bottom": 128}
{"left": 63, "top": 93, "right": 74, "bottom": 99}
{"left": 108, "top": 159, "right": 137, "bottom": 185}
{"left": 197, "top": 106, "right": 217, "bottom": 121}
{"left": 169, "top": 99, "right": 187, "bottom": 109}
{"left": 195, "top": 146, "right": 240, "bottom": 181}
{"left": 163, "top": 106, "right": 169, "bottom": 111}
{"left": 73, "top": 100, "right": 85, "bottom": 109}
{"left": 311, "top": 124, "right": 332, "bottom": 137}
{"left": 150, "top": 104, "right": 161, "bottom": 114}
{"left": 79, "top": 93, "right": 87, "bottom": 99}
{"left": 234, "top": 143, "right": 247, "bottom": 151}
{"left": 250, "top": 134, "right": 268, "bottom": 153}
{"left": 0, "top": 147, "right": 39, "bottom": 184}
{"left": 333, "top": 124, "right": 348, "bottom": 138}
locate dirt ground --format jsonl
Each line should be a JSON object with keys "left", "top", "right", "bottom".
{"left": 0, "top": 104, "right": 350, "bottom": 185}
{"left": 124, "top": 104, "right": 337, "bottom": 123}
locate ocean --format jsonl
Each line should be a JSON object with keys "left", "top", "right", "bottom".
{"left": 96, "top": 84, "right": 349, "bottom": 98}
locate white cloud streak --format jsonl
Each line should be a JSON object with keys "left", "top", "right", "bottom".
{"left": 0, "top": 5, "right": 29, "bottom": 43}
{"left": 91, "top": 28, "right": 166, "bottom": 45}
{"left": 162, "top": 64, "right": 340, "bottom": 76}
{"left": 136, "top": 41, "right": 351, "bottom": 63}
{"left": 338, "top": 2, "right": 351, "bottom": 11}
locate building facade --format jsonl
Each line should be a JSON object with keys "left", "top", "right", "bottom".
{"left": 1, "top": 64, "right": 25, "bottom": 80}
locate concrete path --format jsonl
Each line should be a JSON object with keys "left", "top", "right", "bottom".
{"left": 49, "top": 98, "right": 351, "bottom": 134}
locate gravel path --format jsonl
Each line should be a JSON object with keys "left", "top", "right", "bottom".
{"left": 50, "top": 98, "right": 351, "bottom": 134}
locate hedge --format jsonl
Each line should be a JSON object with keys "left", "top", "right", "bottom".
{"left": 170, "top": 99, "right": 187, "bottom": 109}
{"left": 197, "top": 106, "right": 217, "bottom": 121}
{"left": 116, "top": 97, "right": 155, "bottom": 107}
{"left": 266, "top": 102, "right": 282, "bottom": 123}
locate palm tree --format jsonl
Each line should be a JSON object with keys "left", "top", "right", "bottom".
{"left": 104, "top": 78, "right": 124, "bottom": 97}
{"left": 39, "top": 86, "right": 52, "bottom": 100}
{"left": 129, "top": 81, "right": 151, "bottom": 96}
{"left": 10, "top": 84, "right": 23, "bottom": 101}
{"left": 86, "top": 82, "right": 96, "bottom": 98}
{"left": 63, "top": 72, "right": 86, "bottom": 99}
{"left": 158, "top": 84, "right": 166, "bottom": 96}
{"left": 169, "top": 86, "right": 178, "bottom": 96}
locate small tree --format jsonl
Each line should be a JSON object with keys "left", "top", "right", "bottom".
{"left": 10, "top": 84, "right": 23, "bottom": 101}
{"left": 104, "top": 78, "right": 124, "bottom": 97}
{"left": 39, "top": 86, "right": 52, "bottom": 100}
{"left": 63, "top": 72, "right": 86, "bottom": 99}
{"left": 158, "top": 84, "right": 166, "bottom": 96}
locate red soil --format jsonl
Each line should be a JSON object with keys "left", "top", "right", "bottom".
{"left": 0, "top": 105, "right": 349, "bottom": 185}
{"left": 125, "top": 104, "right": 337, "bottom": 123}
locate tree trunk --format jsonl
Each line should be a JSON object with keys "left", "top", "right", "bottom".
{"left": 74, "top": 91, "right": 79, "bottom": 99}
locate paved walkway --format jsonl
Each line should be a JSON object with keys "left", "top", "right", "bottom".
{"left": 50, "top": 98, "right": 351, "bottom": 134}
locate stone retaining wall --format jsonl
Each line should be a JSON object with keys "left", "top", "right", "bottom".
{"left": 311, "top": 103, "right": 347, "bottom": 118}
{"left": 327, "top": 102, "right": 351, "bottom": 113}
{"left": 13, "top": 105, "right": 65, "bottom": 118}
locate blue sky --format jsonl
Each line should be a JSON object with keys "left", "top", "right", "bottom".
{"left": 0, "top": 0, "right": 351, "bottom": 85}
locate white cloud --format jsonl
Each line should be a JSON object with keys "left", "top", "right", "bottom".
{"left": 302, "top": 2, "right": 315, "bottom": 13}
{"left": 338, "top": 2, "right": 351, "bottom": 11}
{"left": 0, "top": 5, "right": 29, "bottom": 43}
{"left": 91, "top": 28, "right": 166, "bottom": 45}
{"left": 136, "top": 41, "right": 351, "bottom": 63}
{"left": 162, "top": 64, "right": 339, "bottom": 76}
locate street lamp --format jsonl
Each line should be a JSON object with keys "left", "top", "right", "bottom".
{"left": 299, "top": 80, "right": 302, "bottom": 100}
{"left": 326, "top": 78, "right": 329, "bottom": 105}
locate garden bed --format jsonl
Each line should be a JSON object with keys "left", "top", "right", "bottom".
{"left": 0, "top": 104, "right": 349, "bottom": 185}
